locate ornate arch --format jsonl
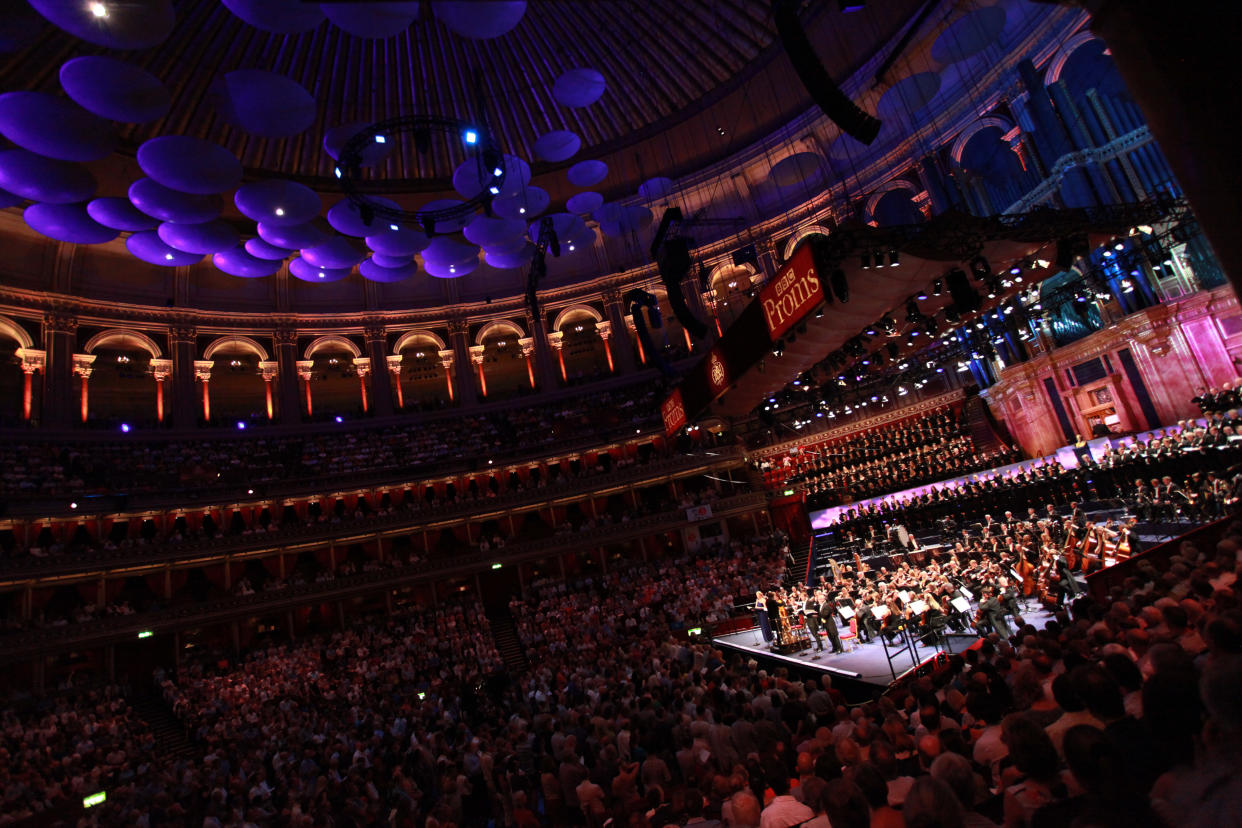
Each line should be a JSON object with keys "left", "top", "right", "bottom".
{"left": 475, "top": 319, "right": 527, "bottom": 345}
{"left": 949, "top": 116, "right": 1016, "bottom": 166}
{"left": 551, "top": 305, "right": 603, "bottom": 332}
{"left": 0, "top": 314, "right": 34, "bottom": 349}
{"left": 708, "top": 262, "right": 757, "bottom": 293}
{"left": 83, "top": 327, "right": 163, "bottom": 358}
{"left": 1045, "top": 31, "right": 1104, "bottom": 86}
{"left": 304, "top": 335, "right": 361, "bottom": 359}
{"left": 202, "top": 335, "right": 270, "bottom": 362}
{"left": 863, "top": 180, "right": 920, "bottom": 224}
{"left": 393, "top": 329, "right": 447, "bottom": 354}
{"left": 782, "top": 225, "right": 833, "bottom": 260}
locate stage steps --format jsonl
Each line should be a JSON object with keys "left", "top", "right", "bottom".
{"left": 130, "top": 693, "right": 196, "bottom": 760}
{"left": 485, "top": 606, "right": 529, "bottom": 673}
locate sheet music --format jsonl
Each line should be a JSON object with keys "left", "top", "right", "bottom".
{"left": 837, "top": 606, "right": 855, "bottom": 619}
{"left": 950, "top": 596, "right": 971, "bottom": 613}
{"left": 897, "top": 590, "right": 911, "bottom": 604}
{"left": 908, "top": 600, "right": 929, "bottom": 615}
{"left": 872, "top": 606, "right": 890, "bottom": 620}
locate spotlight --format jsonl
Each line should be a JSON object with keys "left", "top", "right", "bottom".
{"left": 274, "top": 207, "right": 285, "bottom": 217}
{"left": 1114, "top": 241, "right": 1125, "bottom": 251}
{"left": 89, "top": 2, "right": 107, "bottom": 18}
{"left": 1034, "top": 259, "right": 1051, "bottom": 269}
{"left": 916, "top": 288, "right": 929, "bottom": 301}
{"left": 236, "top": 421, "right": 246, "bottom": 430}
{"left": 463, "top": 129, "right": 478, "bottom": 145}
{"left": 492, "top": 166, "right": 503, "bottom": 177}
{"left": 1009, "top": 265, "right": 1022, "bottom": 276}
{"left": 374, "top": 134, "right": 386, "bottom": 144}
{"left": 932, "top": 278, "right": 943, "bottom": 296}
{"left": 335, "top": 415, "right": 344, "bottom": 423}
{"left": 489, "top": 186, "right": 500, "bottom": 195}
{"left": 120, "top": 423, "right": 130, "bottom": 433}
{"left": 888, "top": 249, "right": 900, "bottom": 267}
{"left": 334, "top": 167, "right": 342, "bottom": 179}
{"left": 389, "top": 224, "right": 399, "bottom": 231}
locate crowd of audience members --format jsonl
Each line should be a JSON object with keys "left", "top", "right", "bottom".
{"left": 824, "top": 417, "right": 1242, "bottom": 542}
{"left": 756, "top": 407, "right": 1023, "bottom": 507}
{"left": 0, "top": 383, "right": 664, "bottom": 500}
{"left": 0, "top": 520, "right": 1239, "bottom": 827}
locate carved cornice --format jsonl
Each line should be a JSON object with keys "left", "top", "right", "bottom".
{"left": 42, "top": 311, "right": 78, "bottom": 335}
{"left": 168, "top": 323, "right": 197, "bottom": 344}
{"left": 16, "top": 348, "right": 46, "bottom": 373}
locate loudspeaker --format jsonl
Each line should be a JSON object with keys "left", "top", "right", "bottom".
{"left": 773, "top": 0, "right": 882, "bottom": 144}
{"left": 945, "top": 267, "right": 980, "bottom": 313}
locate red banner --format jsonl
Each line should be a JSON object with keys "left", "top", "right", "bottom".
{"left": 760, "top": 241, "right": 824, "bottom": 340}
{"left": 662, "top": 387, "right": 687, "bottom": 436}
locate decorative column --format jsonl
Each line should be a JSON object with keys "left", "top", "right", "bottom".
{"left": 627, "top": 316, "right": 647, "bottom": 366}
{"left": 596, "top": 322, "right": 616, "bottom": 373}
{"left": 42, "top": 312, "right": 77, "bottom": 427}
{"left": 518, "top": 338, "right": 536, "bottom": 388}
{"left": 602, "top": 291, "right": 637, "bottom": 373}
{"left": 72, "top": 354, "right": 96, "bottom": 423}
{"left": 259, "top": 361, "right": 279, "bottom": 420}
{"left": 149, "top": 358, "right": 172, "bottom": 424}
{"left": 16, "top": 348, "right": 45, "bottom": 422}
{"left": 168, "top": 323, "right": 197, "bottom": 428}
{"left": 353, "top": 357, "right": 371, "bottom": 414}
{"left": 447, "top": 319, "right": 477, "bottom": 405}
{"left": 194, "top": 360, "right": 214, "bottom": 423}
{"left": 469, "top": 345, "right": 487, "bottom": 398}
{"left": 438, "top": 351, "right": 456, "bottom": 402}
{"left": 362, "top": 324, "right": 394, "bottom": 417}
{"left": 296, "top": 360, "right": 315, "bottom": 417}
{"left": 525, "top": 311, "right": 560, "bottom": 388}
{"left": 273, "top": 327, "right": 302, "bottom": 423}
{"left": 547, "top": 330, "right": 567, "bottom": 382}
{"left": 385, "top": 355, "right": 404, "bottom": 409}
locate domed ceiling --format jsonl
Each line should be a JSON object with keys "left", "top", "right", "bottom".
{"left": 0, "top": 0, "right": 924, "bottom": 304}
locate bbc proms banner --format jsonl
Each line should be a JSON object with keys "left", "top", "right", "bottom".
{"left": 759, "top": 241, "right": 824, "bottom": 340}
{"left": 685, "top": 503, "right": 714, "bottom": 522}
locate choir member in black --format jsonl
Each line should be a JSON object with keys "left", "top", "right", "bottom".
{"left": 817, "top": 589, "right": 843, "bottom": 653}
{"left": 978, "top": 586, "right": 1012, "bottom": 640}
{"left": 802, "top": 591, "right": 823, "bottom": 652}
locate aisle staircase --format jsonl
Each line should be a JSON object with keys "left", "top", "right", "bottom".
{"left": 485, "top": 606, "right": 529, "bottom": 673}
{"left": 963, "top": 393, "right": 1011, "bottom": 454}
{"left": 131, "top": 693, "right": 196, "bottom": 760}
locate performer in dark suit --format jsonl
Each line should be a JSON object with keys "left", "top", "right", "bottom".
{"left": 1054, "top": 552, "right": 1081, "bottom": 602}
{"left": 978, "top": 587, "right": 1013, "bottom": 640}
{"left": 802, "top": 592, "right": 823, "bottom": 652}
{"left": 817, "top": 589, "right": 843, "bottom": 653}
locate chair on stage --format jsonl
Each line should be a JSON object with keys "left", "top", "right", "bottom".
{"left": 839, "top": 618, "right": 859, "bottom": 652}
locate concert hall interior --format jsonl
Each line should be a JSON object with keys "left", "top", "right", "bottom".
{"left": 1, "top": 1, "right": 1241, "bottom": 826}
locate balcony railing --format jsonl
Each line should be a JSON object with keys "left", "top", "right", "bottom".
{"left": 0, "top": 446, "right": 746, "bottom": 581}
{"left": 0, "top": 491, "right": 770, "bottom": 660}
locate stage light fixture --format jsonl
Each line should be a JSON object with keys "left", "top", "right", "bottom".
{"left": 888, "top": 249, "right": 900, "bottom": 267}
{"left": 860, "top": 252, "right": 871, "bottom": 270}
{"left": 932, "top": 278, "right": 943, "bottom": 296}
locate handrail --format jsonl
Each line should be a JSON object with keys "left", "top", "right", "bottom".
{"left": 0, "top": 491, "right": 771, "bottom": 660}
{"left": 0, "top": 447, "right": 746, "bottom": 580}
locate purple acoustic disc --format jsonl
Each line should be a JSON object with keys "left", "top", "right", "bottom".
{"left": 216, "top": 70, "right": 316, "bottom": 138}
{"left": 552, "top": 68, "right": 606, "bottom": 108}
{"left": 369, "top": 252, "right": 412, "bottom": 269}
{"left": 258, "top": 218, "right": 330, "bottom": 250}
{"left": 566, "top": 191, "right": 603, "bottom": 215}
{"left": 530, "top": 212, "right": 586, "bottom": 241}
{"left": 483, "top": 243, "right": 534, "bottom": 270}
{"left": 491, "top": 186, "right": 548, "bottom": 221}
{"left": 138, "top": 136, "right": 242, "bottom": 195}
{"left": 359, "top": 256, "right": 418, "bottom": 282}
{"left": 214, "top": 246, "right": 281, "bottom": 278}
{"left": 420, "top": 198, "right": 470, "bottom": 233}
{"left": 638, "top": 176, "right": 675, "bottom": 200}
{"left": 452, "top": 153, "right": 529, "bottom": 199}
{"left": 563, "top": 227, "right": 596, "bottom": 254}
{"left": 289, "top": 256, "right": 352, "bottom": 282}
{"left": 127, "top": 230, "right": 202, "bottom": 266}
{"left": 87, "top": 196, "right": 158, "bottom": 231}
{"left": 321, "top": 2, "right": 419, "bottom": 38}
{"left": 323, "top": 122, "right": 396, "bottom": 166}
{"left": 365, "top": 226, "right": 429, "bottom": 257}
{"left": 0, "top": 92, "right": 117, "bottom": 162}
{"left": 30, "top": 0, "right": 175, "bottom": 50}
{"left": 424, "top": 257, "right": 477, "bottom": 278}
{"left": 158, "top": 220, "right": 240, "bottom": 255}
{"left": 234, "top": 179, "right": 321, "bottom": 226}
{"left": 567, "top": 160, "right": 607, "bottom": 188}
{"left": 301, "top": 235, "right": 367, "bottom": 269}
{"left": 128, "top": 178, "right": 222, "bottom": 223}
{"left": 463, "top": 214, "right": 526, "bottom": 248}
{"left": 326, "top": 196, "right": 400, "bottom": 236}
{"left": 59, "top": 56, "right": 170, "bottom": 123}
{"left": 24, "top": 202, "right": 118, "bottom": 245}
{"left": 221, "top": 0, "right": 325, "bottom": 33}
{"left": 245, "top": 237, "right": 292, "bottom": 260}
{"left": 533, "top": 130, "right": 580, "bottom": 163}
{"left": 0, "top": 149, "right": 95, "bottom": 203}
{"left": 432, "top": 1, "right": 525, "bottom": 39}
{"left": 421, "top": 236, "right": 479, "bottom": 267}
